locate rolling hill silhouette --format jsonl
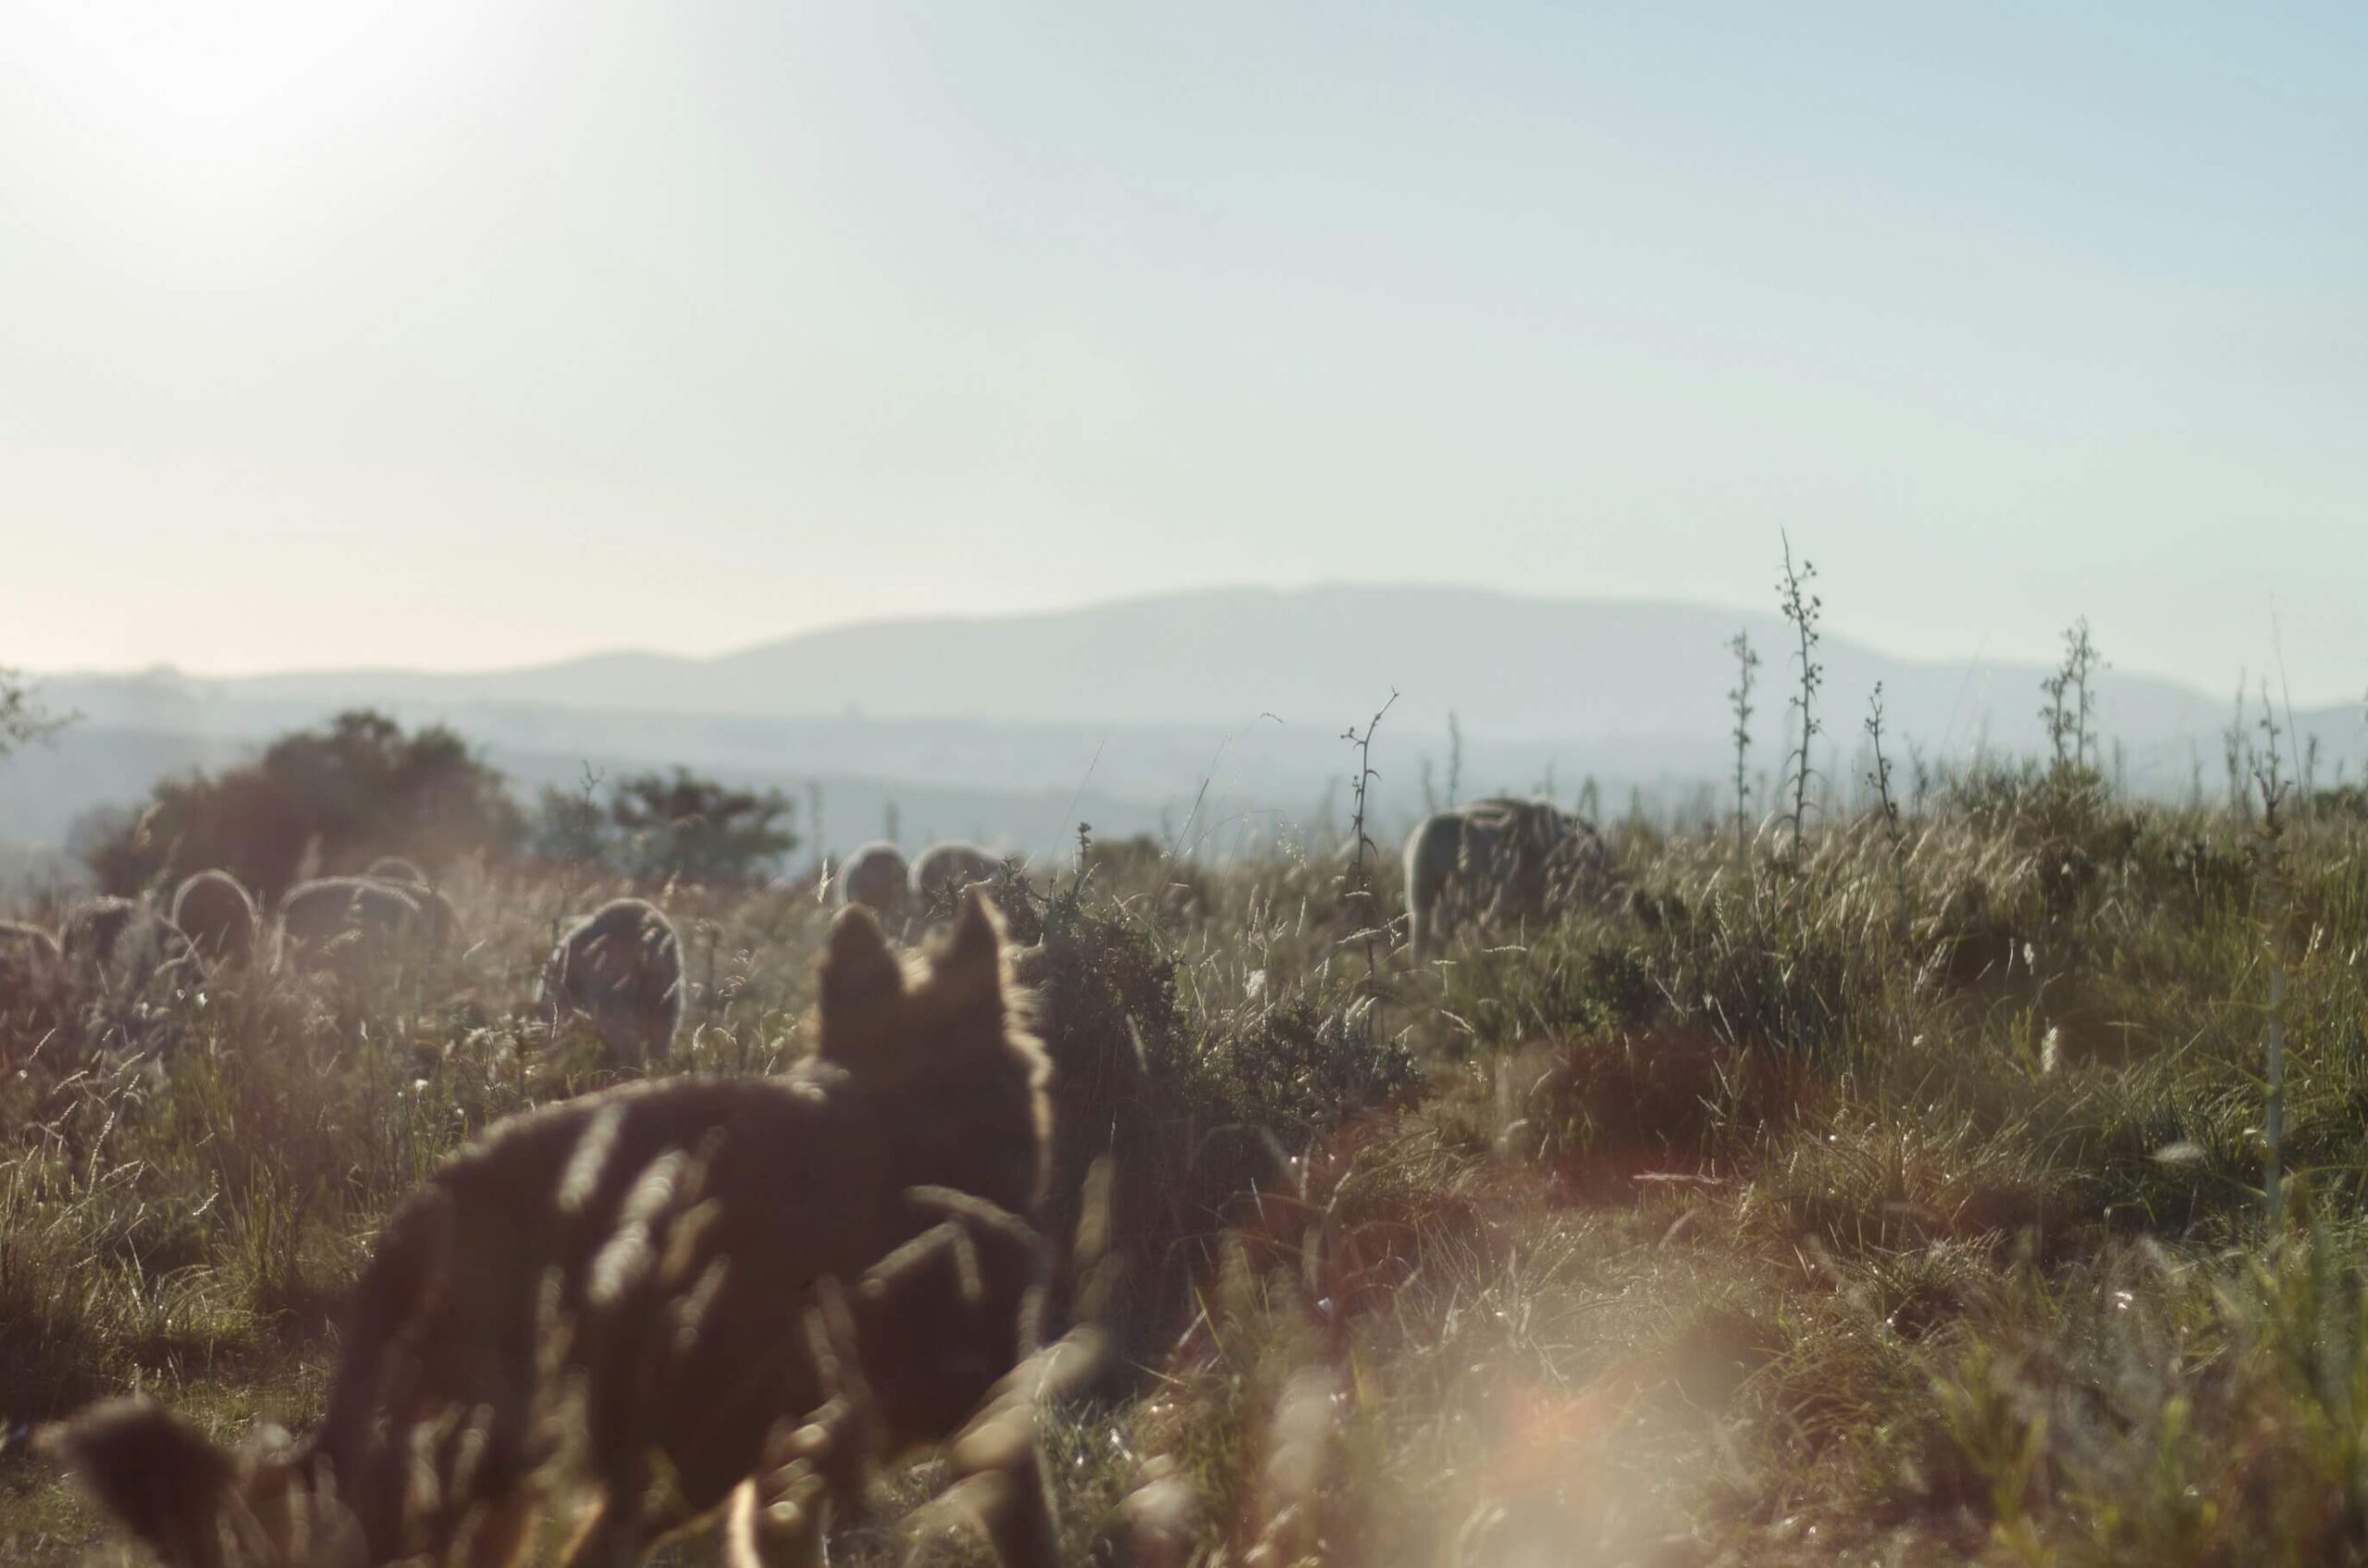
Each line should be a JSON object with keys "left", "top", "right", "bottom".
{"left": 8, "top": 586, "right": 2359, "bottom": 868}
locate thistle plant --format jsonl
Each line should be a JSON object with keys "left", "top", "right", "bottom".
{"left": 2040, "top": 617, "right": 2104, "bottom": 772}
{"left": 1340, "top": 690, "right": 1398, "bottom": 1010}
{"left": 1776, "top": 533, "right": 1822, "bottom": 864}
{"left": 1865, "top": 683, "right": 1909, "bottom": 937}
{"left": 1727, "top": 630, "right": 1759, "bottom": 858}
{"left": 2252, "top": 677, "right": 2289, "bottom": 1228}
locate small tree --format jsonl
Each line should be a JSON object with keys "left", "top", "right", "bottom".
{"left": 69, "top": 803, "right": 149, "bottom": 895}
{"left": 610, "top": 769, "right": 796, "bottom": 885}
{"left": 528, "top": 783, "right": 612, "bottom": 867}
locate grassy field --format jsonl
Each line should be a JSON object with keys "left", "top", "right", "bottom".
{"left": 5, "top": 769, "right": 2366, "bottom": 1566}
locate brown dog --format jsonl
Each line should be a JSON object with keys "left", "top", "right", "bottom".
{"left": 49, "top": 892, "right": 1061, "bottom": 1568}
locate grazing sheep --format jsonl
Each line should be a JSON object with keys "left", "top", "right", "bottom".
{"left": 363, "top": 855, "right": 429, "bottom": 887}
{"left": 360, "top": 857, "right": 459, "bottom": 946}
{"left": 911, "top": 842, "right": 1008, "bottom": 923}
{"left": 170, "top": 870, "right": 261, "bottom": 969}
{"left": 837, "top": 840, "right": 912, "bottom": 926}
{"left": 50, "top": 894, "right": 1072, "bottom": 1568}
{"left": 57, "top": 896, "right": 136, "bottom": 972}
{"left": 401, "top": 884, "right": 461, "bottom": 947}
{"left": 57, "top": 896, "right": 202, "bottom": 993}
{"left": 277, "top": 876, "right": 425, "bottom": 973}
{"left": 0, "top": 919, "right": 60, "bottom": 969}
{"left": 542, "top": 896, "right": 685, "bottom": 1064}
{"left": 1404, "top": 796, "right": 1611, "bottom": 962}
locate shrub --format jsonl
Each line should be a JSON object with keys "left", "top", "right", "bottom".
{"left": 80, "top": 710, "right": 519, "bottom": 899}
{"left": 608, "top": 768, "right": 797, "bottom": 884}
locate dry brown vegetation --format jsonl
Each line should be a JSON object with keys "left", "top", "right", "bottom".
{"left": 4, "top": 759, "right": 2368, "bottom": 1565}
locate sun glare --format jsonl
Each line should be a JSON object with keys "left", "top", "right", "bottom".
{"left": 6, "top": 1, "right": 512, "bottom": 204}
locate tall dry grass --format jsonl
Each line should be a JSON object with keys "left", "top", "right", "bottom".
{"left": 2, "top": 772, "right": 2365, "bottom": 1564}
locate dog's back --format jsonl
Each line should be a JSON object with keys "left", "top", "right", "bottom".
{"left": 54, "top": 890, "right": 1060, "bottom": 1568}
{"left": 316, "top": 1069, "right": 896, "bottom": 1551}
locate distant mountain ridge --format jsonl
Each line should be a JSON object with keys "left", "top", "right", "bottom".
{"left": 9, "top": 586, "right": 2362, "bottom": 872}
{"left": 38, "top": 585, "right": 2261, "bottom": 742}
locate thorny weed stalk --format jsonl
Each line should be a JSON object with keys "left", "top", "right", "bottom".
{"left": 1340, "top": 689, "right": 1399, "bottom": 1037}
{"left": 2254, "top": 677, "right": 2291, "bottom": 1229}
{"left": 2226, "top": 677, "right": 2251, "bottom": 819}
{"left": 1776, "top": 532, "right": 1823, "bottom": 865}
{"left": 1864, "top": 682, "right": 1909, "bottom": 942}
{"left": 2040, "top": 659, "right": 2069, "bottom": 770}
{"left": 2254, "top": 677, "right": 2289, "bottom": 837}
{"left": 2273, "top": 611, "right": 2307, "bottom": 813}
{"left": 2040, "top": 617, "right": 2106, "bottom": 771}
{"left": 1447, "top": 710, "right": 1464, "bottom": 808}
{"left": 1727, "top": 630, "right": 1759, "bottom": 859}
{"left": 2069, "top": 618, "right": 2104, "bottom": 769}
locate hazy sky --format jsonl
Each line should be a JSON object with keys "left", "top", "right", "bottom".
{"left": 2, "top": 3, "right": 2362, "bottom": 699}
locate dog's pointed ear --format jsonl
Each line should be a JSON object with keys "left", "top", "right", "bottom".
{"left": 820, "top": 905, "right": 904, "bottom": 1021}
{"left": 931, "top": 889, "right": 1006, "bottom": 1011}
{"left": 43, "top": 1396, "right": 240, "bottom": 1568}
{"left": 947, "top": 887, "right": 1001, "bottom": 964}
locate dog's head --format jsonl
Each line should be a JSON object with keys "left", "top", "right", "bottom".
{"left": 814, "top": 888, "right": 1050, "bottom": 1211}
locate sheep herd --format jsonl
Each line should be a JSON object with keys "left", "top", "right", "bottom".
{"left": 0, "top": 805, "right": 1612, "bottom": 1066}
{"left": 0, "top": 837, "right": 1029, "bottom": 1069}
{"left": 0, "top": 861, "right": 460, "bottom": 1007}
{"left": 6, "top": 802, "right": 1619, "bottom": 1568}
